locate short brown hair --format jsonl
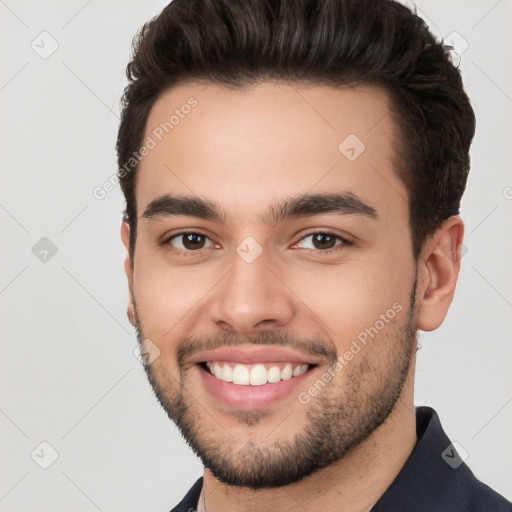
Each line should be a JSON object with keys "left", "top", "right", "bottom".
{"left": 116, "top": 0, "right": 476, "bottom": 259}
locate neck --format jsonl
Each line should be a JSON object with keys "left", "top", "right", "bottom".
{"left": 198, "top": 357, "right": 417, "bottom": 512}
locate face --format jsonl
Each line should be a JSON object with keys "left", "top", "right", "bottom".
{"left": 124, "top": 82, "right": 419, "bottom": 488}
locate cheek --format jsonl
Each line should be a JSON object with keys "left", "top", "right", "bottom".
{"left": 285, "top": 254, "right": 413, "bottom": 348}
{"left": 133, "top": 244, "right": 224, "bottom": 342}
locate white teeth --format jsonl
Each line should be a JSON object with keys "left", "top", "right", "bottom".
{"left": 221, "top": 363, "right": 233, "bottom": 383}
{"left": 281, "top": 363, "right": 293, "bottom": 381}
{"left": 232, "top": 364, "right": 250, "bottom": 385}
{"left": 207, "top": 362, "right": 309, "bottom": 385}
{"left": 267, "top": 366, "right": 281, "bottom": 383}
{"left": 292, "top": 364, "right": 303, "bottom": 377}
{"left": 249, "top": 364, "right": 267, "bottom": 386}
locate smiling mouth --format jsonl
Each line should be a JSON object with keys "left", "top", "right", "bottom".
{"left": 199, "top": 361, "right": 318, "bottom": 386}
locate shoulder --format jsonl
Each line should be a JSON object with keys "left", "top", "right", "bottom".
{"left": 464, "top": 478, "right": 512, "bottom": 512}
{"left": 371, "top": 406, "right": 512, "bottom": 512}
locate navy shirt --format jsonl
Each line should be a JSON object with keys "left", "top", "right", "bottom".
{"left": 170, "top": 406, "right": 511, "bottom": 511}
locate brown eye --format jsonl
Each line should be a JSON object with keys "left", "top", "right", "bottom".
{"left": 311, "top": 233, "right": 338, "bottom": 250}
{"left": 295, "top": 231, "right": 350, "bottom": 252}
{"left": 182, "top": 233, "right": 206, "bottom": 250}
{"left": 167, "top": 232, "right": 214, "bottom": 252}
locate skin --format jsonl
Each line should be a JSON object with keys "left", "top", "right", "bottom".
{"left": 121, "top": 82, "right": 464, "bottom": 512}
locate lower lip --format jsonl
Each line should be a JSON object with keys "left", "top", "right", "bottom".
{"left": 196, "top": 364, "right": 317, "bottom": 409}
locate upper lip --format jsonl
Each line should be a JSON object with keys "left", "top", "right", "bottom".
{"left": 189, "top": 346, "right": 320, "bottom": 365}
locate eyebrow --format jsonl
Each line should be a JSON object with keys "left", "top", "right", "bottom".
{"left": 142, "top": 192, "right": 378, "bottom": 226}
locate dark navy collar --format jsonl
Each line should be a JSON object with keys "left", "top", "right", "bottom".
{"left": 370, "top": 406, "right": 511, "bottom": 511}
{"left": 170, "top": 406, "right": 511, "bottom": 512}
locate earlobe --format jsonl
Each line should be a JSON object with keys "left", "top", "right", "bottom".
{"left": 121, "top": 221, "right": 134, "bottom": 279}
{"left": 416, "top": 217, "right": 464, "bottom": 332}
{"left": 127, "top": 302, "right": 137, "bottom": 326}
{"left": 121, "top": 221, "right": 131, "bottom": 255}
{"left": 121, "top": 221, "right": 136, "bottom": 324}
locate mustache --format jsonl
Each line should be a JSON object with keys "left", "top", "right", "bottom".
{"left": 176, "top": 329, "right": 338, "bottom": 367}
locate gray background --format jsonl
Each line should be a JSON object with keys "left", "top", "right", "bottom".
{"left": 1, "top": 0, "right": 511, "bottom": 510}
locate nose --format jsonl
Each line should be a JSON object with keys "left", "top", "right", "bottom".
{"left": 208, "top": 248, "right": 296, "bottom": 334}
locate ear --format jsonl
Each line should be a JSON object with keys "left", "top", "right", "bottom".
{"left": 121, "top": 221, "right": 136, "bottom": 326}
{"left": 416, "top": 216, "right": 464, "bottom": 332}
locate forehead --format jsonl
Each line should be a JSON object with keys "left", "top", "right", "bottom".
{"left": 136, "top": 81, "right": 407, "bottom": 223}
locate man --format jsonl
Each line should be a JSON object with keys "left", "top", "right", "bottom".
{"left": 116, "top": 0, "right": 511, "bottom": 510}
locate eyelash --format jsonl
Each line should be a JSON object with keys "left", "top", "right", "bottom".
{"left": 161, "top": 229, "right": 353, "bottom": 256}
